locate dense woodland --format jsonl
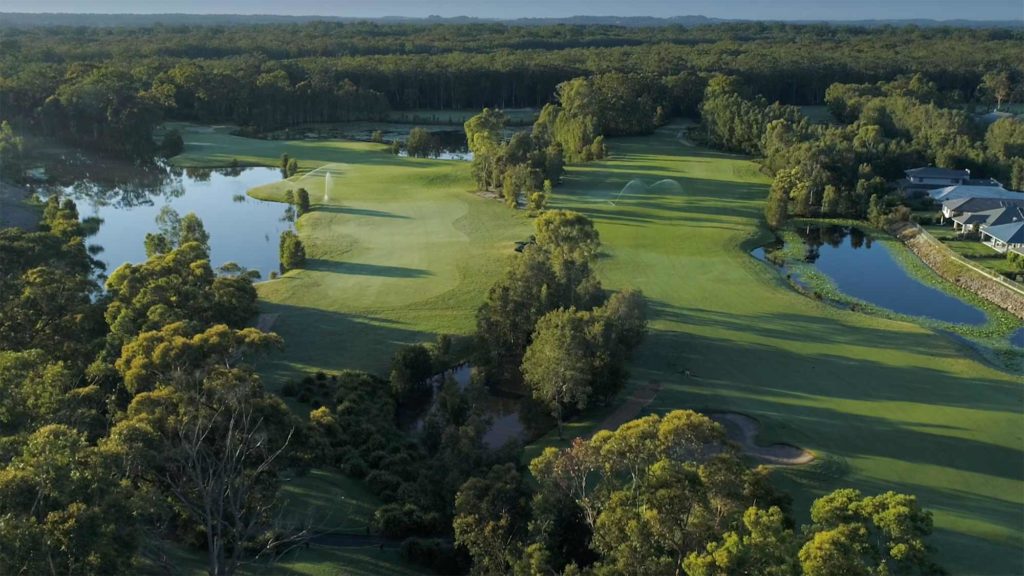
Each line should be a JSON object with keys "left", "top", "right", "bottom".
{"left": 1, "top": 23, "right": 1022, "bottom": 157}
{"left": 0, "top": 19, "right": 1020, "bottom": 576}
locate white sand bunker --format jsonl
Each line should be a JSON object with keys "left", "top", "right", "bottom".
{"left": 608, "top": 178, "right": 682, "bottom": 205}
{"left": 709, "top": 412, "right": 814, "bottom": 465}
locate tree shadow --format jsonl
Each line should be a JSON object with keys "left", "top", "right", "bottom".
{"left": 315, "top": 205, "right": 411, "bottom": 219}
{"left": 305, "top": 259, "right": 432, "bottom": 278}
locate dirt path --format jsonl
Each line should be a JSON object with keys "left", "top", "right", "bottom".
{"left": 590, "top": 381, "right": 663, "bottom": 437}
{"left": 256, "top": 313, "right": 279, "bottom": 333}
{"left": 709, "top": 412, "right": 814, "bottom": 465}
{"left": 675, "top": 130, "right": 696, "bottom": 147}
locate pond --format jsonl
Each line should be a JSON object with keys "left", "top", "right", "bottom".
{"left": 412, "top": 363, "right": 530, "bottom": 450}
{"left": 41, "top": 166, "right": 291, "bottom": 279}
{"left": 1012, "top": 327, "right": 1024, "bottom": 349}
{"left": 754, "top": 225, "right": 988, "bottom": 326}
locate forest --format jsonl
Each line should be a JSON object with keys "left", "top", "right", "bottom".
{"left": 1, "top": 22, "right": 1022, "bottom": 157}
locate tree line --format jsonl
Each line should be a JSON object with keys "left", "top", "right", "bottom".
{"left": 1, "top": 23, "right": 1021, "bottom": 159}
{"left": 694, "top": 73, "right": 1024, "bottom": 229}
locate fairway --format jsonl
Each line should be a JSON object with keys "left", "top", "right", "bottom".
{"left": 547, "top": 124, "right": 1023, "bottom": 574}
{"left": 172, "top": 122, "right": 1024, "bottom": 574}
{"left": 174, "top": 124, "right": 531, "bottom": 380}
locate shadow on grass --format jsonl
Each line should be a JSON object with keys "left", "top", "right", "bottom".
{"left": 253, "top": 301, "right": 434, "bottom": 383}
{"left": 316, "top": 205, "right": 411, "bottom": 219}
{"left": 305, "top": 259, "right": 432, "bottom": 278}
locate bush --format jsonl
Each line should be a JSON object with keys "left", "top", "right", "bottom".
{"left": 279, "top": 230, "right": 306, "bottom": 271}
{"left": 280, "top": 381, "right": 298, "bottom": 397}
{"left": 371, "top": 130, "right": 384, "bottom": 143}
{"left": 400, "top": 537, "right": 469, "bottom": 574}
{"left": 160, "top": 129, "right": 184, "bottom": 157}
{"left": 373, "top": 503, "right": 440, "bottom": 538}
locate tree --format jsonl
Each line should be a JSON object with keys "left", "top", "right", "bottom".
{"left": 801, "top": 489, "right": 940, "bottom": 576}
{"left": 979, "top": 71, "right": 1013, "bottom": 110}
{"left": 821, "top": 185, "right": 841, "bottom": 216}
{"left": 0, "top": 120, "right": 25, "bottom": 180}
{"left": 1012, "top": 158, "right": 1024, "bottom": 192}
{"left": 0, "top": 425, "right": 137, "bottom": 576}
{"left": 522, "top": 308, "right": 593, "bottom": 438}
{"left": 685, "top": 506, "right": 800, "bottom": 576}
{"left": 406, "top": 127, "right": 437, "bottom": 158}
{"left": 294, "top": 187, "right": 311, "bottom": 216}
{"left": 454, "top": 464, "right": 527, "bottom": 575}
{"left": 160, "top": 129, "right": 185, "bottom": 157}
{"left": 110, "top": 369, "right": 299, "bottom": 576}
{"left": 286, "top": 158, "right": 299, "bottom": 177}
{"left": 389, "top": 343, "right": 435, "bottom": 403}
{"left": 279, "top": 153, "right": 290, "bottom": 176}
{"left": 464, "top": 108, "right": 507, "bottom": 155}
{"left": 867, "top": 194, "right": 886, "bottom": 228}
{"left": 279, "top": 230, "right": 306, "bottom": 271}
{"left": 765, "top": 170, "right": 792, "bottom": 229}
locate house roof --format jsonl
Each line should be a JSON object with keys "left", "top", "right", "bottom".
{"left": 943, "top": 197, "right": 1024, "bottom": 214}
{"left": 930, "top": 185, "right": 1021, "bottom": 202}
{"left": 953, "top": 206, "right": 1024, "bottom": 227}
{"left": 905, "top": 167, "right": 970, "bottom": 179}
{"left": 982, "top": 221, "right": 1024, "bottom": 244}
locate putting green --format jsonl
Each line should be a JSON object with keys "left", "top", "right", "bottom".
{"left": 172, "top": 122, "right": 1023, "bottom": 574}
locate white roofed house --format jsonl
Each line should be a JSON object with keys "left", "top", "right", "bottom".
{"left": 941, "top": 198, "right": 1024, "bottom": 233}
{"left": 980, "top": 221, "right": 1024, "bottom": 254}
{"left": 929, "top": 184, "right": 1019, "bottom": 203}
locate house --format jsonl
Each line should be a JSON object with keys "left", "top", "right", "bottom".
{"left": 950, "top": 205, "right": 1024, "bottom": 234}
{"left": 905, "top": 167, "right": 970, "bottom": 187}
{"left": 980, "top": 221, "right": 1024, "bottom": 253}
{"left": 929, "top": 184, "right": 1021, "bottom": 202}
{"left": 941, "top": 197, "right": 1024, "bottom": 222}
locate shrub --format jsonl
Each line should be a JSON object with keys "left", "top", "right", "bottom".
{"left": 373, "top": 503, "right": 439, "bottom": 538}
{"left": 400, "top": 537, "right": 468, "bottom": 574}
{"left": 279, "top": 230, "right": 306, "bottom": 271}
{"left": 160, "top": 129, "right": 184, "bottom": 157}
{"left": 280, "top": 381, "right": 299, "bottom": 397}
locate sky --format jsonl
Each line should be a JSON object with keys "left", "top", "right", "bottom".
{"left": 2, "top": 0, "right": 1022, "bottom": 21}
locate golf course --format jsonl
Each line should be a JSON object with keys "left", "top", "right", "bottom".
{"left": 169, "top": 121, "right": 1023, "bottom": 575}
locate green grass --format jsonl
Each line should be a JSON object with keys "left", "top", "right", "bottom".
{"left": 173, "top": 121, "right": 1023, "bottom": 574}
{"left": 172, "top": 122, "right": 532, "bottom": 382}
{"left": 536, "top": 124, "right": 1023, "bottom": 574}
{"left": 278, "top": 469, "right": 381, "bottom": 532}
{"left": 923, "top": 224, "right": 1022, "bottom": 276}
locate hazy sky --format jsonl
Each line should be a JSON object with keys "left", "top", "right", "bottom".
{"left": 2, "top": 0, "right": 1022, "bottom": 21}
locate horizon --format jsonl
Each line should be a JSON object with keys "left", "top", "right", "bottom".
{"left": 2, "top": 0, "right": 1022, "bottom": 22}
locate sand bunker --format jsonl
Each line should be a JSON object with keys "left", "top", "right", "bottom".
{"left": 709, "top": 412, "right": 814, "bottom": 465}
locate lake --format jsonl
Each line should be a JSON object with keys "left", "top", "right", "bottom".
{"left": 41, "top": 166, "right": 291, "bottom": 279}
{"left": 755, "top": 225, "right": 988, "bottom": 326}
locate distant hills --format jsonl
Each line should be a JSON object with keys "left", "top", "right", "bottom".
{"left": 0, "top": 12, "right": 1020, "bottom": 29}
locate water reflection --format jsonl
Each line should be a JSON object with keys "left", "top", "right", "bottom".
{"left": 756, "top": 225, "right": 988, "bottom": 326}
{"left": 38, "top": 165, "right": 291, "bottom": 279}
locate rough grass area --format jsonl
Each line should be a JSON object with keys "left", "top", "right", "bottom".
{"left": 174, "top": 121, "right": 1023, "bottom": 575}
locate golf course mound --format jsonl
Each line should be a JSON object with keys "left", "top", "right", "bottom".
{"left": 708, "top": 412, "right": 814, "bottom": 466}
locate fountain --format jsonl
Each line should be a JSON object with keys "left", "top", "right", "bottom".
{"left": 323, "top": 172, "right": 332, "bottom": 203}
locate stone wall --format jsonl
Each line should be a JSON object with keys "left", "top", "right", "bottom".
{"left": 893, "top": 223, "right": 1024, "bottom": 320}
